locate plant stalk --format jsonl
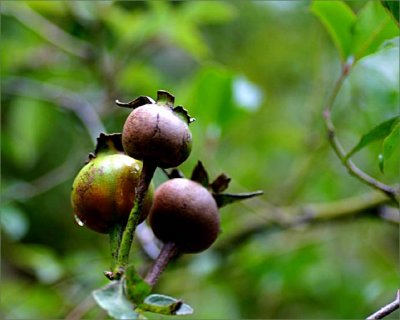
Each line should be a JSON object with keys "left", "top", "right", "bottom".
{"left": 109, "top": 223, "right": 123, "bottom": 271}
{"left": 114, "top": 160, "right": 156, "bottom": 277}
{"left": 144, "top": 242, "right": 179, "bottom": 287}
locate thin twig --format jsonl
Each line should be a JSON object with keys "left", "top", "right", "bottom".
{"left": 215, "top": 191, "right": 396, "bottom": 253}
{"left": 2, "top": 2, "right": 92, "bottom": 59}
{"left": 322, "top": 59, "right": 399, "bottom": 203}
{"left": 366, "top": 290, "right": 400, "bottom": 319}
{"left": 1, "top": 151, "right": 77, "bottom": 203}
{"left": 3, "top": 77, "right": 105, "bottom": 142}
{"left": 65, "top": 294, "right": 97, "bottom": 320}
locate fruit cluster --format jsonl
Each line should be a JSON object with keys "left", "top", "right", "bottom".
{"left": 71, "top": 90, "right": 262, "bottom": 287}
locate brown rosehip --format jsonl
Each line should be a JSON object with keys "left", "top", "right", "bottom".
{"left": 120, "top": 91, "right": 193, "bottom": 169}
{"left": 148, "top": 178, "right": 220, "bottom": 253}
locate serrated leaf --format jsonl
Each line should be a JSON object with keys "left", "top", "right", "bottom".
{"left": 210, "top": 174, "right": 231, "bottom": 193}
{"left": 381, "top": 0, "right": 400, "bottom": 26}
{"left": 352, "top": 1, "right": 399, "bottom": 60}
{"left": 140, "top": 294, "right": 193, "bottom": 316}
{"left": 92, "top": 281, "right": 139, "bottom": 320}
{"left": 191, "top": 161, "right": 209, "bottom": 187}
{"left": 381, "top": 122, "right": 400, "bottom": 172}
{"left": 124, "top": 265, "right": 152, "bottom": 304}
{"left": 214, "top": 191, "right": 264, "bottom": 208}
{"left": 346, "top": 116, "right": 400, "bottom": 159}
{"left": 310, "top": 0, "right": 356, "bottom": 60}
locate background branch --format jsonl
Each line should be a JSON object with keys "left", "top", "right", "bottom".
{"left": 366, "top": 290, "right": 399, "bottom": 319}
{"left": 2, "top": 2, "right": 93, "bottom": 60}
{"left": 215, "top": 191, "right": 397, "bottom": 253}
{"left": 322, "top": 60, "right": 399, "bottom": 203}
{"left": 3, "top": 77, "right": 105, "bottom": 142}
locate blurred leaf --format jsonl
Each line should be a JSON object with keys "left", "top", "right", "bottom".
{"left": 180, "top": 1, "right": 236, "bottom": 25}
{"left": 5, "top": 97, "right": 56, "bottom": 169}
{"left": 93, "top": 281, "right": 139, "bottom": 320}
{"left": 381, "top": 0, "right": 400, "bottom": 25}
{"left": 100, "top": 6, "right": 156, "bottom": 47}
{"left": 346, "top": 116, "right": 399, "bottom": 159}
{"left": 183, "top": 66, "right": 236, "bottom": 130}
{"left": 1, "top": 204, "right": 29, "bottom": 241}
{"left": 191, "top": 161, "right": 209, "bottom": 187}
{"left": 10, "top": 244, "right": 64, "bottom": 284}
{"left": 233, "top": 76, "right": 264, "bottom": 112}
{"left": 381, "top": 122, "right": 400, "bottom": 172}
{"left": 124, "top": 265, "right": 152, "bottom": 304}
{"left": 2, "top": 280, "right": 64, "bottom": 319}
{"left": 310, "top": 1, "right": 356, "bottom": 60}
{"left": 140, "top": 294, "right": 193, "bottom": 315}
{"left": 378, "top": 153, "right": 385, "bottom": 173}
{"left": 26, "top": 1, "right": 67, "bottom": 16}
{"left": 352, "top": 1, "right": 399, "bottom": 60}
{"left": 214, "top": 191, "right": 263, "bottom": 208}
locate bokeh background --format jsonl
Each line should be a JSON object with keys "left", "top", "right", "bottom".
{"left": 1, "top": 1, "right": 399, "bottom": 319}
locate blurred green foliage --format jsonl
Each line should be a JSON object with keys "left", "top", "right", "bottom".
{"left": 1, "top": 1, "right": 399, "bottom": 319}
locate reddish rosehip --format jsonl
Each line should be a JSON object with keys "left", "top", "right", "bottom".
{"left": 71, "top": 134, "right": 153, "bottom": 234}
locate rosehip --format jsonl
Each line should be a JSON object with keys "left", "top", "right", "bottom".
{"left": 148, "top": 178, "right": 220, "bottom": 253}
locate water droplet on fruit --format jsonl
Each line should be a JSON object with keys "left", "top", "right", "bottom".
{"left": 74, "top": 215, "right": 85, "bottom": 227}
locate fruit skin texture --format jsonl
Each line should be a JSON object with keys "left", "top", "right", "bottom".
{"left": 149, "top": 178, "right": 220, "bottom": 253}
{"left": 71, "top": 154, "right": 153, "bottom": 234}
{"left": 122, "top": 105, "right": 192, "bottom": 168}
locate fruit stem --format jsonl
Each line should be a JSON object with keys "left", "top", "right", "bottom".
{"left": 114, "top": 160, "right": 157, "bottom": 278}
{"left": 109, "top": 223, "right": 123, "bottom": 271}
{"left": 144, "top": 242, "right": 179, "bottom": 287}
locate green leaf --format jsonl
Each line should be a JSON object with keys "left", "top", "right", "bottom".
{"left": 352, "top": 1, "right": 399, "bottom": 60}
{"left": 92, "top": 281, "right": 139, "bottom": 320}
{"left": 381, "top": 122, "right": 400, "bottom": 172}
{"left": 191, "top": 161, "right": 209, "bottom": 187}
{"left": 9, "top": 245, "right": 64, "bottom": 284}
{"left": 183, "top": 66, "right": 237, "bottom": 130}
{"left": 124, "top": 265, "right": 152, "bottom": 304}
{"left": 381, "top": 0, "right": 400, "bottom": 25}
{"left": 6, "top": 97, "right": 56, "bottom": 169}
{"left": 180, "top": 1, "right": 237, "bottom": 25}
{"left": 0, "top": 204, "right": 29, "bottom": 241}
{"left": 213, "top": 191, "right": 264, "bottom": 208}
{"left": 310, "top": 0, "right": 356, "bottom": 60}
{"left": 378, "top": 153, "right": 385, "bottom": 173}
{"left": 139, "top": 294, "right": 194, "bottom": 316}
{"left": 346, "top": 116, "right": 400, "bottom": 159}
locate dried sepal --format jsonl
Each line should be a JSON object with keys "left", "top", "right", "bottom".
{"left": 156, "top": 90, "right": 175, "bottom": 108}
{"left": 162, "top": 168, "right": 185, "bottom": 179}
{"left": 86, "top": 133, "right": 123, "bottom": 163}
{"left": 173, "top": 106, "right": 196, "bottom": 125}
{"left": 210, "top": 174, "right": 231, "bottom": 193}
{"left": 190, "top": 161, "right": 209, "bottom": 188}
{"left": 115, "top": 96, "right": 155, "bottom": 109}
{"left": 213, "top": 191, "right": 264, "bottom": 208}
